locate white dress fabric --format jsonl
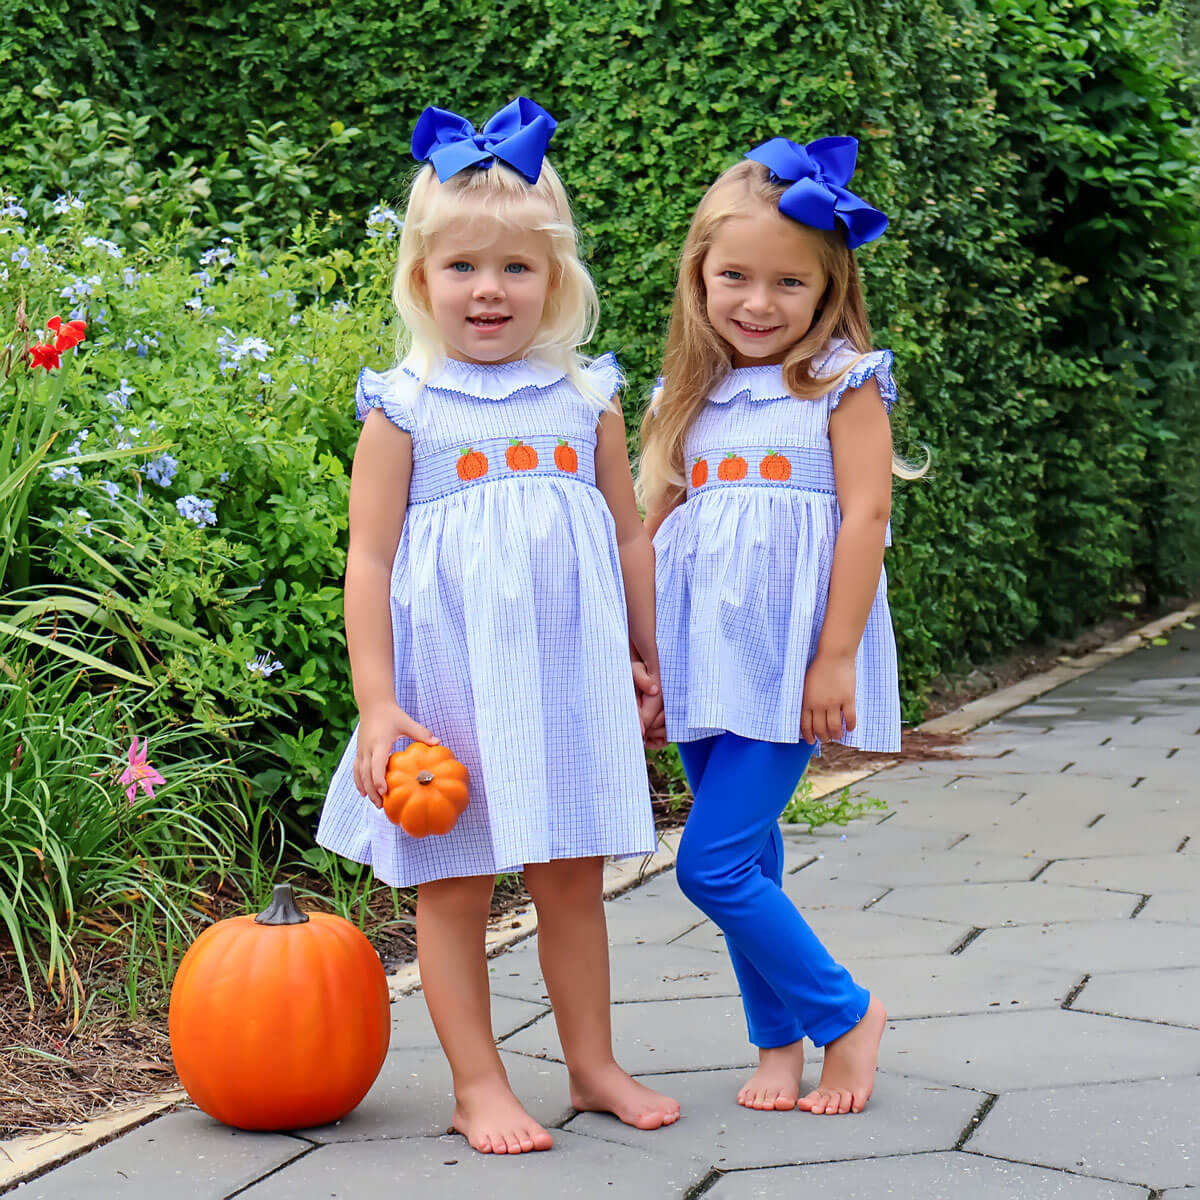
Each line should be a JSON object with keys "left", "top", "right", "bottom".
{"left": 317, "top": 354, "right": 656, "bottom": 887}
{"left": 653, "top": 340, "right": 902, "bottom": 750}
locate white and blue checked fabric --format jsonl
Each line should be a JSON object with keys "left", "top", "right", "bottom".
{"left": 317, "top": 354, "right": 656, "bottom": 887}
{"left": 653, "top": 340, "right": 901, "bottom": 751}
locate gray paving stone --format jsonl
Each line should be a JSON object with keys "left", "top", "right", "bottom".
{"left": 880, "top": 1009, "right": 1200, "bottom": 1089}
{"left": 779, "top": 872, "right": 890, "bottom": 913}
{"left": 871, "top": 796, "right": 1024, "bottom": 834}
{"left": 968, "top": 1075, "right": 1200, "bottom": 1189}
{"left": 1071, "top": 967, "right": 1200, "bottom": 1028}
{"left": 676, "top": 910, "right": 972, "bottom": 959}
{"left": 567, "top": 1068, "right": 980, "bottom": 1168}
{"left": 954, "top": 820, "right": 1184, "bottom": 859}
{"left": 1139, "top": 891, "right": 1200, "bottom": 923}
{"left": 22, "top": 1110, "right": 307, "bottom": 1200}
{"left": 1163, "top": 1191, "right": 1200, "bottom": 1198}
{"left": 237, "top": 1129, "right": 704, "bottom": 1198}
{"left": 706, "top": 1151, "right": 1148, "bottom": 1199}
{"left": 797, "top": 847, "right": 1047, "bottom": 886}
{"left": 843, "top": 953, "right": 1081, "bottom": 1018}
{"left": 295, "top": 1047, "right": 572, "bottom": 1142}
{"left": 490, "top": 939, "right": 736, "bottom": 1003}
{"left": 391, "top": 989, "right": 548, "bottom": 1049}
{"left": 872, "top": 882, "right": 1139, "bottom": 927}
{"left": 601, "top": 877, "right": 706, "bottom": 945}
{"left": 1040, "top": 854, "right": 1200, "bottom": 894}
{"left": 501, "top": 997, "right": 756, "bottom": 1074}
{"left": 964, "top": 920, "right": 1200, "bottom": 973}
{"left": 798, "top": 822, "right": 967, "bottom": 857}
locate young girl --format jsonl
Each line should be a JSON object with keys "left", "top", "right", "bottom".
{"left": 641, "top": 135, "right": 911, "bottom": 1117}
{"left": 317, "top": 97, "right": 679, "bottom": 1154}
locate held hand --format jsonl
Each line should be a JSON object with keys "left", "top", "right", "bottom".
{"left": 643, "top": 703, "right": 668, "bottom": 750}
{"left": 353, "top": 702, "right": 440, "bottom": 808}
{"left": 631, "top": 660, "right": 661, "bottom": 727}
{"left": 800, "top": 653, "right": 857, "bottom": 745}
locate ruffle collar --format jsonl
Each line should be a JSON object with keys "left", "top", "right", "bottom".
{"left": 705, "top": 341, "right": 888, "bottom": 407}
{"left": 419, "top": 354, "right": 567, "bottom": 400}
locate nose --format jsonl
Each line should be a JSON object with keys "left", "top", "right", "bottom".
{"left": 742, "top": 286, "right": 773, "bottom": 316}
{"left": 473, "top": 271, "right": 504, "bottom": 301}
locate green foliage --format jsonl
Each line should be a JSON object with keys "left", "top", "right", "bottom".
{"left": 781, "top": 779, "right": 888, "bottom": 832}
{"left": 1, "top": 2, "right": 1197, "bottom": 769}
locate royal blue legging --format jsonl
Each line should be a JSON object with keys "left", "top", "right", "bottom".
{"left": 676, "top": 732, "right": 870, "bottom": 1049}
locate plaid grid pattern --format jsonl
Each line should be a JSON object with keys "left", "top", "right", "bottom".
{"left": 317, "top": 355, "right": 656, "bottom": 887}
{"left": 654, "top": 341, "right": 902, "bottom": 750}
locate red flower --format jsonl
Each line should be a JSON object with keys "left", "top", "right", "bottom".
{"left": 28, "top": 316, "right": 87, "bottom": 371}
{"left": 29, "top": 342, "right": 63, "bottom": 371}
{"left": 47, "top": 315, "right": 87, "bottom": 351}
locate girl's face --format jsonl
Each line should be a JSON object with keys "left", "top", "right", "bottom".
{"left": 420, "top": 222, "right": 554, "bottom": 364}
{"left": 702, "top": 204, "right": 828, "bottom": 367}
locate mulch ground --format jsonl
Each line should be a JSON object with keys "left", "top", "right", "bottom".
{"left": 0, "top": 602, "right": 1184, "bottom": 1141}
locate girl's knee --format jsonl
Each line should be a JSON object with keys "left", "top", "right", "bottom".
{"left": 675, "top": 840, "right": 724, "bottom": 910}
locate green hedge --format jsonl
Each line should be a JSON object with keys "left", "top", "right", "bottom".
{"left": 4, "top": 0, "right": 1198, "bottom": 732}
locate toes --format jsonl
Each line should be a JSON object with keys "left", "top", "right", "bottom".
{"left": 503, "top": 1130, "right": 523, "bottom": 1154}
{"left": 533, "top": 1128, "right": 555, "bottom": 1151}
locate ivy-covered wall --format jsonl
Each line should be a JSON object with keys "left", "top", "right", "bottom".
{"left": 4, "top": 0, "right": 1197, "bottom": 713}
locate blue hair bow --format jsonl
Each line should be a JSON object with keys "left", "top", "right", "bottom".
{"left": 745, "top": 136, "right": 888, "bottom": 249}
{"left": 411, "top": 97, "right": 557, "bottom": 185}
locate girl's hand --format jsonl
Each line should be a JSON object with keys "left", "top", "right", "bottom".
{"left": 643, "top": 704, "right": 668, "bottom": 750}
{"left": 354, "top": 702, "right": 440, "bottom": 807}
{"left": 801, "top": 653, "right": 857, "bottom": 745}
{"left": 631, "top": 659, "right": 661, "bottom": 722}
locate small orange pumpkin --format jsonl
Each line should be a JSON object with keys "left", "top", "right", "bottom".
{"left": 691, "top": 457, "right": 708, "bottom": 488}
{"left": 759, "top": 451, "right": 792, "bottom": 481}
{"left": 383, "top": 742, "right": 470, "bottom": 837}
{"left": 506, "top": 439, "right": 538, "bottom": 471}
{"left": 554, "top": 439, "right": 578, "bottom": 473}
{"left": 718, "top": 452, "right": 747, "bottom": 481}
{"left": 169, "top": 884, "right": 390, "bottom": 1131}
{"left": 457, "top": 446, "right": 488, "bottom": 481}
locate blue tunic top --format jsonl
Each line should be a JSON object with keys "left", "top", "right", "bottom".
{"left": 317, "top": 354, "right": 656, "bottom": 887}
{"left": 653, "top": 340, "right": 902, "bottom": 750}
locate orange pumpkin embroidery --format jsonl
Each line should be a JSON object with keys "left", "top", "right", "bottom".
{"left": 691, "top": 457, "right": 708, "bottom": 488}
{"left": 554, "top": 439, "right": 578, "bottom": 473}
{"left": 759, "top": 451, "right": 792, "bottom": 481}
{"left": 506, "top": 439, "right": 538, "bottom": 470}
{"left": 457, "top": 447, "right": 489, "bottom": 481}
{"left": 717, "top": 452, "right": 748, "bottom": 482}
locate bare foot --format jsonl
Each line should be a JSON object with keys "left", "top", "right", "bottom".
{"left": 570, "top": 1061, "right": 681, "bottom": 1130}
{"left": 796, "top": 995, "right": 886, "bottom": 1115}
{"left": 451, "top": 1076, "right": 555, "bottom": 1154}
{"left": 737, "top": 1040, "right": 806, "bottom": 1111}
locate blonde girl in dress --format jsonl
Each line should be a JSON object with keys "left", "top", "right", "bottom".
{"left": 318, "top": 97, "right": 679, "bottom": 1154}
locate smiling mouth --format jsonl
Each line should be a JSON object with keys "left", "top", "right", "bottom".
{"left": 468, "top": 315, "right": 511, "bottom": 328}
{"left": 732, "top": 320, "right": 780, "bottom": 335}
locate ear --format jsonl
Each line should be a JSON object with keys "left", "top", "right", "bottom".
{"left": 413, "top": 262, "right": 429, "bottom": 303}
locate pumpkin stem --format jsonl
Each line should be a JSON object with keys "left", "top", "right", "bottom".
{"left": 416, "top": 770, "right": 435, "bottom": 784}
{"left": 254, "top": 883, "right": 310, "bottom": 926}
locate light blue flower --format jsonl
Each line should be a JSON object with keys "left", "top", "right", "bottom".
{"left": 217, "top": 328, "right": 273, "bottom": 372}
{"left": 82, "top": 235, "right": 122, "bottom": 259}
{"left": 52, "top": 194, "right": 84, "bottom": 215}
{"left": 247, "top": 653, "right": 285, "bottom": 678}
{"left": 49, "top": 464, "right": 84, "bottom": 485}
{"left": 98, "top": 480, "right": 120, "bottom": 500}
{"left": 366, "top": 204, "right": 404, "bottom": 239}
{"left": 146, "top": 453, "right": 179, "bottom": 487}
{"left": 59, "top": 274, "right": 102, "bottom": 305}
{"left": 10, "top": 246, "right": 30, "bottom": 269}
{"left": 176, "top": 494, "right": 216, "bottom": 526}
{"left": 106, "top": 379, "right": 136, "bottom": 410}
{"left": 0, "top": 197, "right": 27, "bottom": 220}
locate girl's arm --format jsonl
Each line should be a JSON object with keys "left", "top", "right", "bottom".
{"left": 595, "top": 407, "right": 663, "bottom": 726}
{"left": 643, "top": 485, "right": 685, "bottom": 543}
{"left": 345, "top": 409, "right": 439, "bottom": 804}
{"left": 802, "top": 378, "right": 893, "bottom": 744}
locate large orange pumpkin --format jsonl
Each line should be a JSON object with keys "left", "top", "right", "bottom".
{"left": 457, "top": 446, "right": 488, "bottom": 481}
{"left": 759, "top": 451, "right": 792, "bottom": 481}
{"left": 169, "top": 883, "right": 389, "bottom": 1131}
{"left": 506, "top": 439, "right": 538, "bottom": 470}
{"left": 383, "top": 742, "right": 470, "bottom": 837}
{"left": 718, "top": 452, "right": 748, "bottom": 481}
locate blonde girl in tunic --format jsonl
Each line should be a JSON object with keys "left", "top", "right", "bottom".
{"left": 642, "top": 136, "right": 916, "bottom": 1116}
{"left": 318, "top": 98, "right": 679, "bottom": 1153}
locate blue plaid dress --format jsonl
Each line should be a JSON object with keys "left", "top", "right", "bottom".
{"left": 317, "top": 354, "right": 656, "bottom": 887}
{"left": 653, "top": 340, "right": 902, "bottom": 750}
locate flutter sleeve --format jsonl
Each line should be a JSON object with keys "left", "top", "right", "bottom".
{"left": 354, "top": 366, "right": 421, "bottom": 432}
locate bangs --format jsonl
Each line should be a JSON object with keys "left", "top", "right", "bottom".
{"left": 408, "top": 167, "right": 570, "bottom": 246}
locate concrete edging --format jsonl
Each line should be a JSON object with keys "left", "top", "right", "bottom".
{"left": 3, "top": 598, "right": 1196, "bottom": 1189}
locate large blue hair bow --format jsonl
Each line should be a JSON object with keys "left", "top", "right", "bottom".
{"left": 745, "top": 136, "right": 888, "bottom": 249}
{"left": 411, "top": 97, "right": 557, "bottom": 185}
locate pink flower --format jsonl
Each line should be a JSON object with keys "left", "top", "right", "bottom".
{"left": 119, "top": 735, "right": 165, "bottom": 804}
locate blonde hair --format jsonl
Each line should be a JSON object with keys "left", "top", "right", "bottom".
{"left": 638, "top": 159, "right": 921, "bottom": 507}
{"left": 388, "top": 156, "right": 607, "bottom": 404}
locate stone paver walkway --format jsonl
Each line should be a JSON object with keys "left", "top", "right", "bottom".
{"left": 18, "top": 628, "right": 1200, "bottom": 1198}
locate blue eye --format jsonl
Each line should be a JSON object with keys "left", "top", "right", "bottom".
{"left": 721, "top": 270, "right": 744, "bottom": 281}
{"left": 781, "top": 277, "right": 804, "bottom": 288}
{"left": 504, "top": 263, "right": 528, "bottom": 274}
{"left": 450, "top": 261, "right": 473, "bottom": 273}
